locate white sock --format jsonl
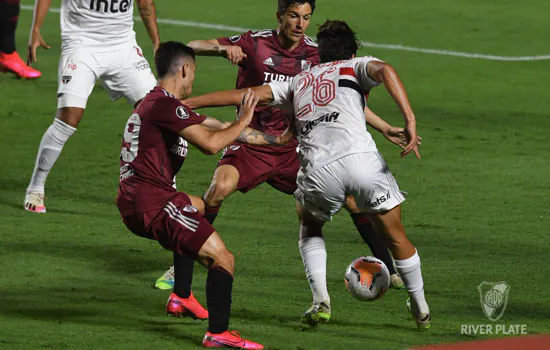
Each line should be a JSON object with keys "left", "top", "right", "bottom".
{"left": 27, "top": 119, "right": 76, "bottom": 193}
{"left": 299, "top": 236, "right": 330, "bottom": 305}
{"left": 394, "top": 249, "right": 430, "bottom": 315}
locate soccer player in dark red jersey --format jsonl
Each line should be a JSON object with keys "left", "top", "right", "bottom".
{"left": 155, "top": 0, "right": 404, "bottom": 307}
{"left": 117, "top": 41, "right": 271, "bottom": 349}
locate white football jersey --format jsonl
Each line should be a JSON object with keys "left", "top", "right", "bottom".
{"left": 269, "top": 56, "right": 383, "bottom": 174}
{"left": 61, "top": 0, "right": 136, "bottom": 50}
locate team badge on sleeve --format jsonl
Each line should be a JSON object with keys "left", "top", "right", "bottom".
{"left": 229, "top": 35, "right": 241, "bottom": 43}
{"left": 176, "top": 106, "right": 189, "bottom": 119}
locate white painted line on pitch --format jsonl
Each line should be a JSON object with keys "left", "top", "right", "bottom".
{"left": 20, "top": 5, "right": 550, "bottom": 61}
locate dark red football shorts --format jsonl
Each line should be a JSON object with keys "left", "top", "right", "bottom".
{"left": 218, "top": 143, "right": 299, "bottom": 194}
{"left": 121, "top": 192, "right": 215, "bottom": 257}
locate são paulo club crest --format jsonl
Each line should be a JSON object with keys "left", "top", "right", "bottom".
{"left": 478, "top": 281, "right": 510, "bottom": 322}
{"left": 301, "top": 60, "right": 312, "bottom": 71}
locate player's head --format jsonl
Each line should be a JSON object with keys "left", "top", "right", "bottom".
{"left": 155, "top": 41, "right": 196, "bottom": 98}
{"left": 276, "top": 0, "right": 315, "bottom": 44}
{"left": 316, "top": 20, "right": 361, "bottom": 63}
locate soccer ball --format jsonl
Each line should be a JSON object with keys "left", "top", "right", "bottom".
{"left": 344, "top": 256, "right": 390, "bottom": 301}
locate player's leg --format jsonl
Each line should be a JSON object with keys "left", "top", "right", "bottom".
{"left": 350, "top": 152, "right": 430, "bottom": 329}
{"left": 0, "top": 0, "right": 41, "bottom": 79}
{"left": 196, "top": 232, "right": 263, "bottom": 349}
{"left": 344, "top": 196, "right": 404, "bottom": 289}
{"left": 155, "top": 164, "right": 240, "bottom": 290}
{"left": 203, "top": 164, "right": 240, "bottom": 224}
{"left": 166, "top": 194, "right": 207, "bottom": 317}
{"left": 294, "top": 164, "right": 345, "bottom": 327}
{"left": 296, "top": 201, "right": 332, "bottom": 327}
{"left": 25, "top": 52, "right": 98, "bottom": 212}
{"left": 100, "top": 42, "right": 157, "bottom": 107}
{"left": 370, "top": 206, "right": 431, "bottom": 330}
{"left": 153, "top": 194, "right": 262, "bottom": 348}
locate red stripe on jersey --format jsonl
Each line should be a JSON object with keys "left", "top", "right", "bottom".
{"left": 340, "top": 67, "right": 357, "bottom": 78}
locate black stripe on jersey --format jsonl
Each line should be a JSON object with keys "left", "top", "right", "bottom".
{"left": 338, "top": 79, "right": 366, "bottom": 109}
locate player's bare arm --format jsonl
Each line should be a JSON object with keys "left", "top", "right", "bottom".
{"left": 184, "top": 85, "right": 274, "bottom": 109}
{"left": 201, "top": 117, "right": 291, "bottom": 146}
{"left": 27, "top": 0, "right": 52, "bottom": 65}
{"left": 366, "top": 61, "right": 421, "bottom": 159}
{"left": 187, "top": 39, "right": 247, "bottom": 65}
{"left": 180, "top": 89, "right": 259, "bottom": 155}
{"left": 365, "top": 107, "right": 422, "bottom": 149}
{"left": 137, "top": 0, "right": 160, "bottom": 53}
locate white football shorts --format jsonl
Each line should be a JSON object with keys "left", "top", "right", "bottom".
{"left": 56, "top": 41, "right": 157, "bottom": 109}
{"left": 294, "top": 152, "right": 405, "bottom": 222}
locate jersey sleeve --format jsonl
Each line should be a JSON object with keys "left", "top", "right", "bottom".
{"left": 217, "top": 30, "right": 254, "bottom": 56}
{"left": 354, "top": 56, "right": 384, "bottom": 91}
{"left": 268, "top": 80, "right": 294, "bottom": 111}
{"left": 152, "top": 98, "right": 206, "bottom": 134}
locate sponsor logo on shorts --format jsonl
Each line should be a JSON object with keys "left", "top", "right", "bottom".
{"left": 61, "top": 62, "right": 77, "bottom": 84}
{"left": 182, "top": 205, "right": 198, "bottom": 213}
{"left": 134, "top": 59, "right": 150, "bottom": 72}
{"left": 229, "top": 145, "right": 241, "bottom": 151}
{"left": 300, "top": 112, "right": 340, "bottom": 136}
{"left": 368, "top": 191, "right": 391, "bottom": 208}
{"left": 135, "top": 46, "right": 143, "bottom": 57}
{"left": 176, "top": 106, "right": 189, "bottom": 119}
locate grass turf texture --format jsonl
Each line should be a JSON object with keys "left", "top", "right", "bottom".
{"left": 1, "top": 1, "right": 550, "bottom": 349}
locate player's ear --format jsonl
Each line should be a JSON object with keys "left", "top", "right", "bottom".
{"left": 181, "top": 63, "right": 189, "bottom": 79}
{"left": 276, "top": 11, "right": 282, "bottom": 26}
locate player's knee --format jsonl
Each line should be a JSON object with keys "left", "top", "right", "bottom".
{"left": 213, "top": 248, "right": 235, "bottom": 275}
{"left": 56, "top": 107, "right": 85, "bottom": 128}
{"left": 210, "top": 177, "right": 237, "bottom": 200}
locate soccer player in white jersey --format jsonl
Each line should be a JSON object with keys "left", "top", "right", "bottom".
{"left": 24, "top": 0, "right": 160, "bottom": 212}
{"left": 183, "top": 20, "right": 431, "bottom": 330}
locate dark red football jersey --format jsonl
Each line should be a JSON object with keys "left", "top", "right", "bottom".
{"left": 117, "top": 87, "right": 206, "bottom": 216}
{"left": 218, "top": 29, "right": 320, "bottom": 153}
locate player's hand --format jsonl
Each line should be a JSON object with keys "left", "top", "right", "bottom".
{"left": 223, "top": 45, "right": 247, "bottom": 66}
{"left": 400, "top": 122, "right": 422, "bottom": 159}
{"left": 27, "top": 29, "right": 50, "bottom": 65}
{"left": 237, "top": 89, "right": 259, "bottom": 125}
{"left": 383, "top": 126, "right": 422, "bottom": 149}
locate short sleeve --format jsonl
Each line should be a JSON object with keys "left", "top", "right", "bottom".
{"left": 268, "top": 80, "right": 294, "bottom": 111}
{"left": 355, "top": 56, "right": 384, "bottom": 92}
{"left": 152, "top": 98, "right": 206, "bottom": 134}
{"left": 217, "top": 30, "right": 254, "bottom": 56}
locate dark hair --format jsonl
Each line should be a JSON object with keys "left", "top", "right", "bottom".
{"left": 154, "top": 41, "right": 195, "bottom": 78}
{"left": 316, "top": 20, "right": 361, "bottom": 63}
{"left": 278, "top": 0, "right": 316, "bottom": 14}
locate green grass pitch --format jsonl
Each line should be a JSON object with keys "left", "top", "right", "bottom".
{"left": 1, "top": 1, "right": 550, "bottom": 349}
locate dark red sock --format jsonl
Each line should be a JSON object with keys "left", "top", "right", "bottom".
{"left": 173, "top": 252, "right": 194, "bottom": 298}
{"left": 0, "top": 0, "right": 21, "bottom": 54}
{"left": 206, "top": 266, "right": 233, "bottom": 334}
{"left": 204, "top": 203, "right": 221, "bottom": 224}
